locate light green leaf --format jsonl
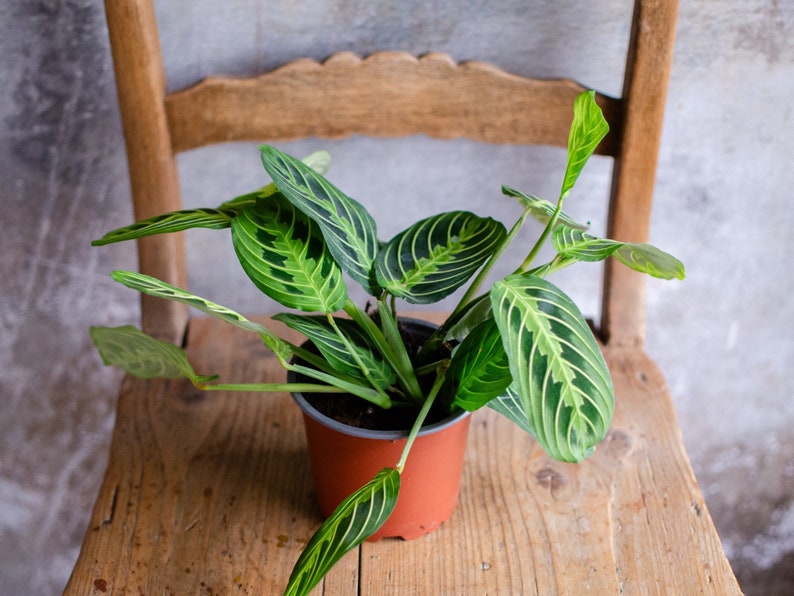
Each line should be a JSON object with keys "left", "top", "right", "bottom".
{"left": 285, "top": 468, "right": 400, "bottom": 596}
{"left": 108, "top": 270, "right": 292, "bottom": 360}
{"left": 231, "top": 193, "right": 348, "bottom": 313}
{"left": 274, "top": 314, "right": 397, "bottom": 392}
{"left": 375, "top": 211, "right": 506, "bottom": 304}
{"left": 446, "top": 318, "right": 512, "bottom": 411}
{"left": 90, "top": 325, "right": 216, "bottom": 384}
{"left": 560, "top": 90, "right": 609, "bottom": 198}
{"left": 552, "top": 228, "right": 685, "bottom": 279}
{"left": 502, "top": 186, "right": 589, "bottom": 230}
{"left": 614, "top": 243, "right": 686, "bottom": 280}
{"left": 490, "top": 274, "right": 614, "bottom": 462}
{"left": 259, "top": 145, "right": 381, "bottom": 295}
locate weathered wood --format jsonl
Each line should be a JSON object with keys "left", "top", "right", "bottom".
{"left": 165, "top": 51, "right": 622, "bottom": 154}
{"left": 66, "top": 316, "right": 740, "bottom": 594}
{"left": 104, "top": 0, "right": 188, "bottom": 341}
{"left": 601, "top": 0, "right": 681, "bottom": 347}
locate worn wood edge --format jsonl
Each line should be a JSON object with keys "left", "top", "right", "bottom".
{"left": 601, "top": 0, "right": 680, "bottom": 347}
{"left": 165, "top": 51, "right": 621, "bottom": 154}
{"left": 103, "top": 0, "right": 188, "bottom": 341}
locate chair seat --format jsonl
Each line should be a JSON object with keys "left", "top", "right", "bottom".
{"left": 66, "top": 314, "right": 740, "bottom": 594}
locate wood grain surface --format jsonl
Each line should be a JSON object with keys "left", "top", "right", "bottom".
{"left": 66, "top": 315, "right": 740, "bottom": 595}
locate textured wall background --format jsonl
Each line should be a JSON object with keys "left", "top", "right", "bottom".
{"left": 1, "top": 1, "right": 792, "bottom": 594}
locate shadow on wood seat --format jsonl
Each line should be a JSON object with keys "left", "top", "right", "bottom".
{"left": 65, "top": 0, "right": 742, "bottom": 593}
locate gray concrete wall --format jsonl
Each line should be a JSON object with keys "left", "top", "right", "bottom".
{"left": 1, "top": 1, "right": 791, "bottom": 593}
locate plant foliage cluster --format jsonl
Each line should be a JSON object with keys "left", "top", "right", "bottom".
{"left": 91, "top": 92, "right": 683, "bottom": 595}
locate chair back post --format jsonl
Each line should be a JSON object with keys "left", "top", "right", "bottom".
{"left": 601, "top": 0, "right": 680, "bottom": 347}
{"left": 105, "top": 0, "right": 189, "bottom": 342}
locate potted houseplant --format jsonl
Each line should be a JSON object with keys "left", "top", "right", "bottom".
{"left": 90, "top": 91, "right": 684, "bottom": 595}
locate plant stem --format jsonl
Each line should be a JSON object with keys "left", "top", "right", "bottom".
{"left": 514, "top": 197, "right": 565, "bottom": 275}
{"left": 396, "top": 363, "right": 449, "bottom": 473}
{"left": 200, "top": 382, "right": 344, "bottom": 393}
{"left": 344, "top": 299, "right": 424, "bottom": 403}
{"left": 326, "top": 313, "right": 393, "bottom": 406}
{"left": 451, "top": 207, "right": 533, "bottom": 319}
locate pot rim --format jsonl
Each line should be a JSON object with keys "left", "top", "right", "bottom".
{"left": 291, "top": 389, "right": 471, "bottom": 440}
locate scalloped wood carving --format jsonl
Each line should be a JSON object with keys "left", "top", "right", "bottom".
{"left": 165, "top": 51, "right": 620, "bottom": 154}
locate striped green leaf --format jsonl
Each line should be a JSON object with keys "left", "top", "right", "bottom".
{"left": 90, "top": 325, "right": 216, "bottom": 384}
{"left": 446, "top": 318, "right": 512, "bottom": 411}
{"left": 375, "top": 211, "right": 506, "bottom": 304}
{"left": 259, "top": 145, "right": 381, "bottom": 295}
{"left": 231, "top": 193, "right": 348, "bottom": 313}
{"left": 93, "top": 151, "right": 331, "bottom": 246}
{"left": 501, "top": 186, "right": 589, "bottom": 230}
{"left": 560, "top": 90, "right": 609, "bottom": 198}
{"left": 274, "top": 314, "right": 397, "bottom": 392}
{"left": 91, "top": 207, "right": 236, "bottom": 246}
{"left": 553, "top": 228, "right": 686, "bottom": 279}
{"left": 285, "top": 468, "right": 400, "bottom": 596}
{"left": 108, "top": 270, "right": 292, "bottom": 359}
{"left": 490, "top": 274, "right": 614, "bottom": 462}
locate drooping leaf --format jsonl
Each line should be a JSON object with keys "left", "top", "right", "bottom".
{"left": 502, "top": 186, "right": 589, "bottom": 230}
{"left": 108, "top": 270, "right": 291, "bottom": 358}
{"left": 231, "top": 193, "right": 348, "bottom": 313}
{"left": 560, "top": 90, "right": 609, "bottom": 198}
{"left": 375, "top": 211, "right": 506, "bottom": 304}
{"left": 274, "top": 314, "right": 397, "bottom": 392}
{"left": 259, "top": 145, "right": 381, "bottom": 295}
{"left": 285, "top": 468, "right": 400, "bottom": 596}
{"left": 90, "top": 325, "right": 216, "bottom": 384}
{"left": 91, "top": 207, "right": 236, "bottom": 246}
{"left": 445, "top": 318, "right": 512, "bottom": 411}
{"left": 552, "top": 227, "right": 685, "bottom": 279}
{"left": 490, "top": 274, "right": 614, "bottom": 462}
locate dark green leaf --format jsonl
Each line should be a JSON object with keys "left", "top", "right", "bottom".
{"left": 444, "top": 294, "right": 493, "bottom": 341}
{"left": 259, "top": 145, "right": 381, "bottom": 295}
{"left": 375, "top": 211, "right": 506, "bottom": 304}
{"left": 231, "top": 193, "right": 348, "bottom": 312}
{"left": 490, "top": 274, "right": 614, "bottom": 462}
{"left": 285, "top": 468, "right": 400, "bottom": 596}
{"left": 446, "top": 318, "right": 512, "bottom": 411}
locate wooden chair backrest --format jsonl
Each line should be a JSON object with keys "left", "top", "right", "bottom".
{"left": 104, "top": 0, "right": 679, "bottom": 347}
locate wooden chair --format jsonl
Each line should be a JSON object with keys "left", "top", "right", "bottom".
{"left": 66, "top": 0, "right": 741, "bottom": 593}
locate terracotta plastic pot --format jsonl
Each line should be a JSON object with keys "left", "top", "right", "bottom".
{"left": 290, "top": 319, "right": 471, "bottom": 541}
